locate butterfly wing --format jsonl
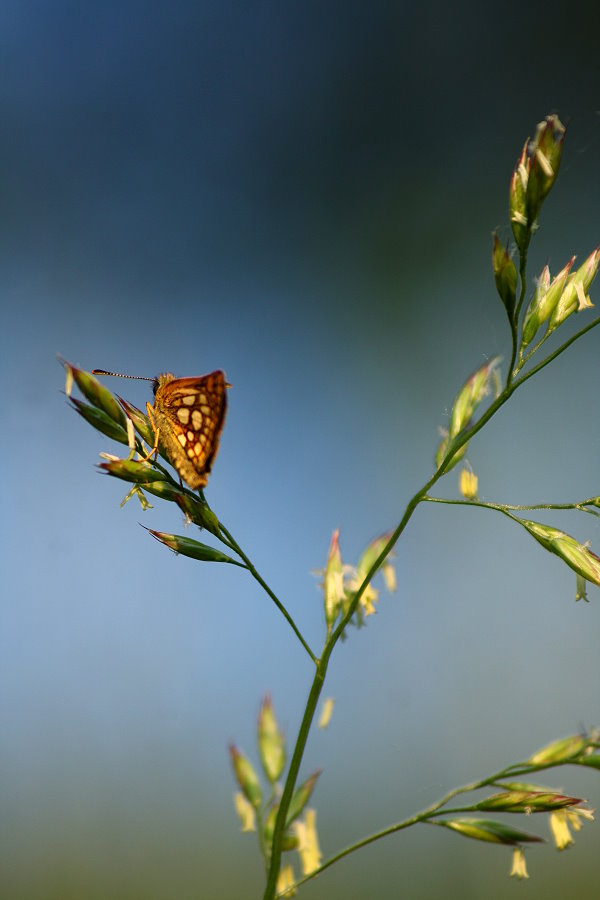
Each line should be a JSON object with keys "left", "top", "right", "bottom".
{"left": 153, "top": 370, "right": 228, "bottom": 489}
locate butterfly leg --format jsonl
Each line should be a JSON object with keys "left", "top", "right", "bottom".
{"left": 137, "top": 402, "right": 161, "bottom": 463}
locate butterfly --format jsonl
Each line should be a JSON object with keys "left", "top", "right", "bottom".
{"left": 93, "top": 368, "right": 228, "bottom": 489}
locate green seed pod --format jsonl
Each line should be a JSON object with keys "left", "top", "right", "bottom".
{"left": 492, "top": 233, "right": 517, "bottom": 322}
{"left": 229, "top": 745, "right": 263, "bottom": 808}
{"left": 69, "top": 397, "right": 129, "bottom": 444}
{"left": 258, "top": 695, "right": 286, "bottom": 784}
{"left": 285, "top": 770, "right": 321, "bottom": 827}
{"left": 529, "top": 733, "right": 590, "bottom": 766}
{"left": 62, "top": 359, "right": 127, "bottom": 428}
{"left": 98, "top": 459, "right": 169, "bottom": 483}
{"left": 476, "top": 790, "right": 582, "bottom": 813}
{"left": 509, "top": 141, "right": 530, "bottom": 252}
{"left": 520, "top": 519, "right": 600, "bottom": 587}
{"left": 144, "top": 528, "right": 242, "bottom": 565}
{"left": 438, "top": 817, "right": 544, "bottom": 845}
{"left": 525, "top": 115, "right": 566, "bottom": 226}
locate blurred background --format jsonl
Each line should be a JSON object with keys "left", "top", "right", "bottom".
{"left": 2, "top": 1, "right": 600, "bottom": 897}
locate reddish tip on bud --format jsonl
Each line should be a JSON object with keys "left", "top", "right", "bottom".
{"left": 509, "top": 141, "right": 530, "bottom": 252}
{"left": 521, "top": 258, "right": 574, "bottom": 351}
{"left": 143, "top": 527, "right": 242, "bottom": 565}
{"left": 476, "top": 790, "right": 584, "bottom": 813}
{"left": 525, "top": 115, "right": 566, "bottom": 226}
{"left": 547, "top": 245, "right": 599, "bottom": 335}
{"left": 510, "top": 115, "right": 566, "bottom": 251}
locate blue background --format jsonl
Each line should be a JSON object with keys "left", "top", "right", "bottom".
{"left": 2, "top": 1, "right": 600, "bottom": 897}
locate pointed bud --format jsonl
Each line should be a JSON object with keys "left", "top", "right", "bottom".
{"left": 98, "top": 458, "right": 169, "bottom": 484}
{"left": 285, "top": 770, "right": 321, "bottom": 827}
{"left": 547, "top": 245, "right": 600, "bottom": 335}
{"left": 69, "top": 397, "right": 129, "bottom": 444}
{"left": 529, "top": 733, "right": 590, "bottom": 766}
{"left": 229, "top": 745, "right": 262, "bottom": 808}
{"left": 492, "top": 233, "right": 517, "bottom": 321}
{"left": 141, "top": 480, "right": 186, "bottom": 502}
{"left": 173, "top": 493, "right": 222, "bottom": 537}
{"left": 258, "top": 695, "right": 286, "bottom": 784}
{"left": 509, "top": 141, "right": 530, "bottom": 252}
{"left": 323, "top": 530, "right": 344, "bottom": 628}
{"left": 476, "top": 790, "right": 584, "bottom": 813}
{"left": 521, "top": 264, "right": 550, "bottom": 349}
{"left": 353, "top": 533, "right": 396, "bottom": 610}
{"left": 118, "top": 398, "right": 156, "bottom": 448}
{"left": 521, "top": 258, "right": 574, "bottom": 350}
{"left": 510, "top": 116, "right": 565, "bottom": 250}
{"left": 496, "top": 780, "right": 561, "bottom": 792}
{"left": 449, "top": 357, "right": 502, "bottom": 439}
{"left": 438, "top": 817, "right": 544, "bottom": 845}
{"left": 143, "top": 527, "right": 243, "bottom": 565}
{"left": 520, "top": 519, "right": 600, "bottom": 587}
{"left": 525, "top": 115, "right": 566, "bottom": 226}
{"left": 61, "top": 359, "right": 127, "bottom": 428}
{"left": 437, "top": 357, "right": 501, "bottom": 471}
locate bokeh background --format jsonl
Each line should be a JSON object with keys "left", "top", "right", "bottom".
{"left": 2, "top": 1, "right": 600, "bottom": 897}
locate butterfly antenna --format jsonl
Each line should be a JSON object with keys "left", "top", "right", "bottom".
{"left": 92, "top": 369, "right": 156, "bottom": 382}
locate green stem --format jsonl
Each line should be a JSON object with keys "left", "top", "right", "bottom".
{"left": 263, "top": 476, "right": 465, "bottom": 898}
{"left": 263, "top": 397, "right": 515, "bottom": 898}
{"left": 262, "top": 314, "right": 600, "bottom": 897}
{"left": 515, "top": 330, "right": 549, "bottom": 374}
{"left": 507, "top": 246, "right": 529, "bottom": 386}
{"left": 424, "top": 496, "right": 600, "bottom": 513}
{"left": 218, "top": 522, "right": 318, "bottom": 665}
{"left": 513, "top": 313, "right": 600, "bottom": 389}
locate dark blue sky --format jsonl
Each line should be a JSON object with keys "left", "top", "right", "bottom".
{"left": 2, "top": 2, "right": 600, "bottom": 897}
